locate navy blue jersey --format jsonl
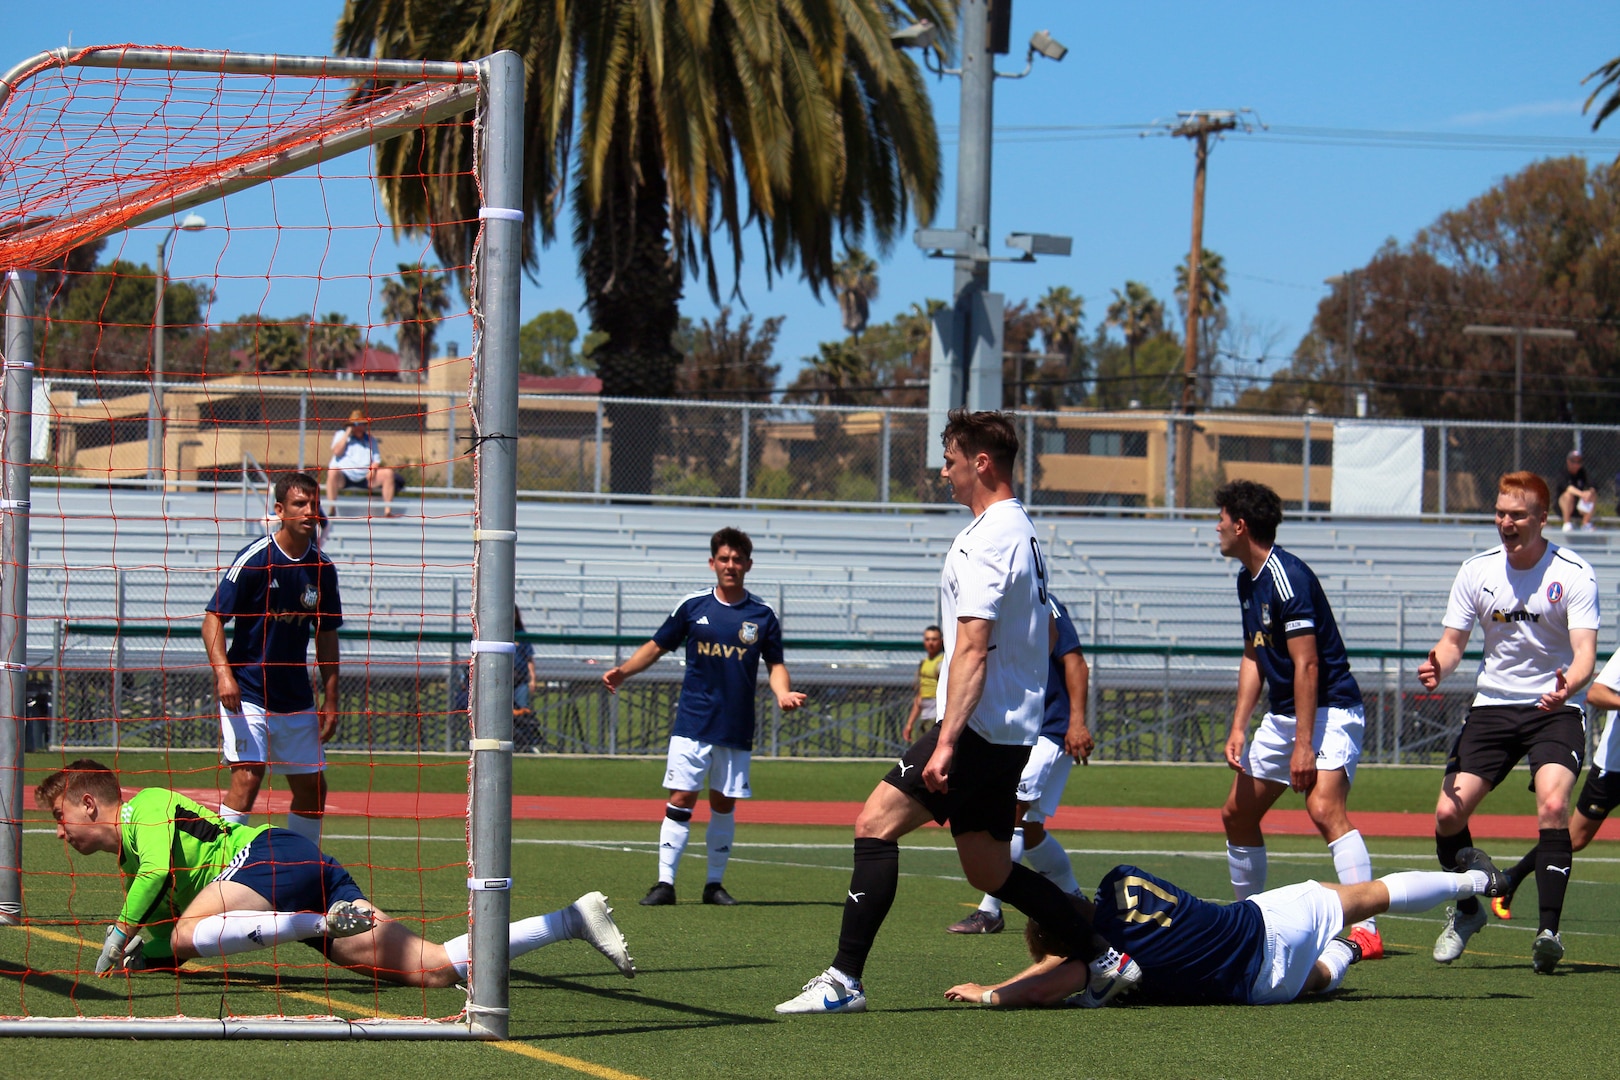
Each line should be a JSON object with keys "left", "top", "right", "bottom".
{"left": 1093, "top": 865, "right": 1266, "bottom": 1005}
{"left": 1039, "top": 598, "right": 1083, "bottom": 743}
{"left": 1236, "top": 546, "right": 1362, "bottom": 716}
{"left": 206, "top": 535, "right": 342, "bottom": 713}
{"left": 653, "top": 589, "right": 784, "bottom": 750}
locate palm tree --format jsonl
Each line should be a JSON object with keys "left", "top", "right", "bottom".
{"left": 1033, "top": 286, "right": 1083, "bottom": 405}
{"left": 1175, "top": 249, "right": 1228, "bottom": 405}
{"left": 833, "top": 246, "right": 880, "bottom": 339}
{"left": 380, "top": 263, "right": 451, "bottom": 381}
{"left": 1586, "top": 54, "right": 1620, "bottom": 130}
{"left": 1105, "top": 281, "right": 1164, "bottom": 397}
{"left": 336, "top": 0, "right": 950, "bottom": 492}
{"left": 1174, "top": 248, "right": 1228, "bottom": 324}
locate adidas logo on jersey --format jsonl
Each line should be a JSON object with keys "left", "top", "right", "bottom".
{"left": 268, "top": 579, "right": 280, "bottom": 588}
{"left": 696, "top": 616, "right": 710, "bottom": 625}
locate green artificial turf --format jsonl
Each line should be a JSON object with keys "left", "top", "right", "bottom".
{"left": 2, "top": 812, "right": 1615, "bottom": 1078}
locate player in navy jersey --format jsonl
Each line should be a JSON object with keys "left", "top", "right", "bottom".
{"left": 949, "top": 594, "right": 1091, "bottom": 933}
{"left": 603, "top": 528, "right": 806, "bottom": 907}
{"left": 1213, "top": 481, "right": 1383, "bottom": 958}
{"left": 942, "top": 853, "right": 1512, "bottom": 1009}
{"left": 203, "top": 472, "right": 341, "bottom": 845}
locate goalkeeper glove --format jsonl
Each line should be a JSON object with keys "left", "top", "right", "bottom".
{"left": 95, "top": 924, "right": 146, "bottom": 976}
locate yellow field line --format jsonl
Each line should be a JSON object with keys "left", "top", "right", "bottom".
{"left": 6, "top": 926, "right": 650, "bottom": 1079}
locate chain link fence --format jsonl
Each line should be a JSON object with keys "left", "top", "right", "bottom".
{"left": 33, "top": 377, "right": 1618, "bottom": 517}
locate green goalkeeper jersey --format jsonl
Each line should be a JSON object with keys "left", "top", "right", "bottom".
{"left": 117, "top": 788, "right": 266, "bottom": 955}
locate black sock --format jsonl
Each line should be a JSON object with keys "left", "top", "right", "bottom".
{"left": 991, "top": 863, "right": 1100, "bottom": 962}
{"left": 830, "top": 838, "right": 899, "bottom": 981}
{"left": 1437, "top": 828, "right": 1479, "bottom": 917}
{"left": 1506, "top": 846, "right": 1539, "bottom": 897}
{"left": 1535, "top": 828, "right": 1574, "bottom": 935}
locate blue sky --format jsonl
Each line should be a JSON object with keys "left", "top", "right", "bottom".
{"left": 8, "top": 1, "right": 1620, "bottom": 390}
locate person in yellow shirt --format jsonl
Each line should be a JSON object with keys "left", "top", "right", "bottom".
{"left": 902, "top": 625, "right": 945, "bottom": 742}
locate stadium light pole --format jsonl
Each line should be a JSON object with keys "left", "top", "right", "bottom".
{"left": 895, "top": 4, "right": 1071, "bottom": 467}
{"left": 148, "top": 212, "right": 206, "bottom": 486}
{"left": 1462, "top": 324, "right": 1577, "bottom": 470}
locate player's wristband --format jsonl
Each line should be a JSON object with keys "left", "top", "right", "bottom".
{"left": 980, "top": 989, "right": 995, "bottom": 1005}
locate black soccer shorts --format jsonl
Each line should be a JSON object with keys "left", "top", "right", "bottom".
{"left": 882, "top": 724, "right": 1030, "bottom": 840}
{"left": 1444, "top": 703, "right": 1585, "bottom": 789}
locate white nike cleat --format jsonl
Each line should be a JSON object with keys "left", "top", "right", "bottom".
{"left": 775, "top": 970, "right": 867, "bottom": 1014}
{"left": 321, "top": 899, "right": 375, "bottom": 938}
{"left": 1069, "top": 948, "right": 1142, "bottom": 1008}
{"left": 1531, "top": 930, "right": 1564, "bottom": 975}
{"left": 1433, "top": 904, "right": 1488, "bottom": 963}
{"left": 571, "top": 892, "right": 636, "bottom": 978}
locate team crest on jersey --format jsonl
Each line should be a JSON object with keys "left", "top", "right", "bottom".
{"left": 739, "top": 622, "right": 759, "bottom": 645}
{"left": 1260, "top": 603, "right": 1271, "bottom": 626}
{"left": 1547, "top": 581, "right": 1564, "bottom": 603}
{"left": 301, "top": 584, "right": 319, "bottom": 610}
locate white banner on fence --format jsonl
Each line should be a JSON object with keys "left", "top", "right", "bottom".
{"left": 1331, "top": 423, "right": 1423, "bottom": 516}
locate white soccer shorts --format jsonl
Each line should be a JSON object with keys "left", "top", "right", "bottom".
{"left": 1247, "top": 879, "right": 1345, "bottom": 1005}
{"left": 1242, "top": 705, "right": 1365, "bottom": 786}
{"left": 1593, "top": 710, "right": 1620, "bottom": 775}
{"left": 663, "top": 734, "right": 752, "bottom": 798}
{"left": 219, "top": 701, "right": 325, "bottom": 774}
{"left": 1014, "top": 736, "right": 1074, "bottom": 823}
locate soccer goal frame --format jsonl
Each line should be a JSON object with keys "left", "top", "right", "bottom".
{"left": 0, "top": 45, "right": 524, "bottom": 1040}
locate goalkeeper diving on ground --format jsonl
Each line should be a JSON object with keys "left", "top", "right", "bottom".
{"left": 38, "top": 759, "right": 636, "bottom": 984}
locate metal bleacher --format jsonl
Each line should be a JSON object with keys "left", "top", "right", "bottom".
{"left": 26, "top": 487, "right": 1620, "bottom": 663}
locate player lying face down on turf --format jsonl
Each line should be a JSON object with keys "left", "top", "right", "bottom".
{"left": 942, "top": 856, "right": 1511, "bottom": 1008}
{"left": 38, "top": 760, "right": 636, "bottom": 986}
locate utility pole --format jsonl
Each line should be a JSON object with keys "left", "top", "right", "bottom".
{"left": 896, "top": 5, "right": 1070, "bottom": 468}
{"left": 1171, "top": 110, "right": 1236, "bottom": 509}
{"left": 1324, "top": 272, "right": 1356, "bottom": 414}
{"left": 1462, "top": 324, "right": 1577, "bottom": 470}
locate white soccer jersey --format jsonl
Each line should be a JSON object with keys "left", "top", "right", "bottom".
{"left": 937, "top": 498, "right": 1049, "bottom": 745}
{"left": 1589, "top": 648, "right": 1620, "bottom": 774}
{"left": 1442, "top": 542, "right": 1600, "bottom": 706}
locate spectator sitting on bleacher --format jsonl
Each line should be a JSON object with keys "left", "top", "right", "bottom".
{"left": 326, "top": 410, "right": 401, "bottom": 518}
{"left": 1554, "top": 449, "right": 1597, "bottom": 532}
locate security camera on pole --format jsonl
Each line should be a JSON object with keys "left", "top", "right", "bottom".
{"left": 893, "top": 3, "right": 1071, "bottom": 468}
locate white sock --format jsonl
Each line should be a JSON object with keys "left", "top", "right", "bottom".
{"left": 1318, "top": 938, "right": 1354, "bottom": 993}
{"left": 705, "top": 809, "right": 736, "bottom": 885}
{"left": 191, "top": 910, "right": 326, "bottom": 956}
{"left": 217, "top": 803, "right": 250, "bottom": 825}
{"left": 1024, "top": 834, "right": 1080, "bottom": 895}
{"left": 1329, "top": 829, "right": 1374, "bottom": 932}
{"left": 1380, "top": 870, "right": 1479, "bottom": 913}
{"left": 440, "top": 906, "right": 577, "bottom": 977}
{"left": 284, "top": 812, "right": 322, "bottom": 845}
{"left": 658, "top": 806, "right": 692, "bottom": 885}
{"left": 979, "top": 828, "right": 1027, "bottom": 916}
{"left": 1228, "top": 843, "right": 1267, "bottom": 901}
{"left": 828, "top": 965, "right": 860, "bottom": 990}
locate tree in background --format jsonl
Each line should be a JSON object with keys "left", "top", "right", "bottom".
{"left": 519, "top": 309, "right": 585, "bottom": 377}
{"left": 1032, "top": 285, "right": 1086, "bottom": 408}
{"left": 307, "top": 313, "right": 362, "bottom": 373}
{"left": 1586, "top": 54, "right": 1620, "bottom": 129}
{"left": 674, "top": 307, "right": 783, "bottom": 402}
{"left": 832, "top": 247, "right": 880, "bottom": 339}
{"left": 380, "top": 263, "right": 451, "bottom": 381}
{"left": 336, "top": 0, "right": 949, "bottom": 495}
{"left": 1103, "top": 281, "right": 1166, "bottom": 406}
{"left": 1244, "top": 157, "right": 1620, "bottom": 422}
{"left": 1175, "top": 248, "right": 1228, "bottom": 408}
{"left": 43, "top": 258, "right": 208, "bottom": 377}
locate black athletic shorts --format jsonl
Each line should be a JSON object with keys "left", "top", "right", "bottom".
{"left": 1444, "top": 703, "right": 1586, "bottom": 789}
{"left": 882, "top": 723, "right": 1031, "bottom": 840}
{"left": 1576, "top": 765, "right": 1620, "bottom": 822}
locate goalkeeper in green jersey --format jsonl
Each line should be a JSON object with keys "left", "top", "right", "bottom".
{"left": 37, "top": 760, "right": 636, "bottom": 985}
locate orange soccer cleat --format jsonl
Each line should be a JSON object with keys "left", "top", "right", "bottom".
{"left": 1348, "top": 923, "right": 1385, "bottom": 960}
